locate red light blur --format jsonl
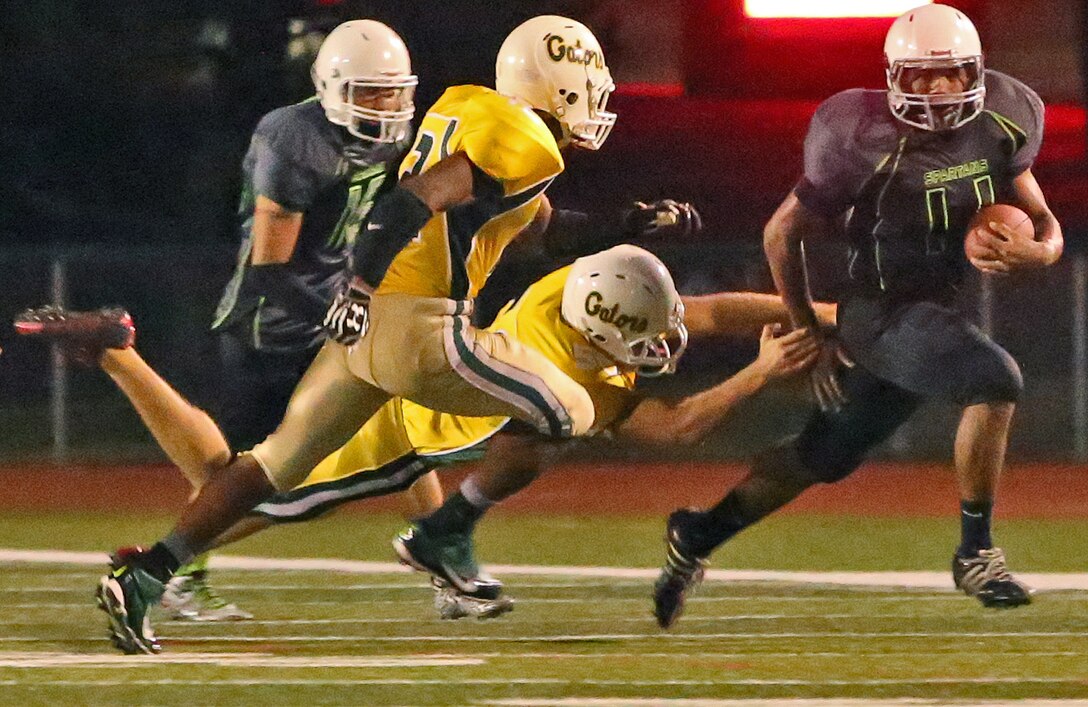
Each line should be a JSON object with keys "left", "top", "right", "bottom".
{"left": 744, "top": 0, "right": 931, "bottom": 18}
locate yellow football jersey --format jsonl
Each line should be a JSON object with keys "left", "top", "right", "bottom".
{"left": 299, "top": 266, "right": 636, "bottom": 490}
{"left": 378, "top": 85, "right": 565, "bottom": 300}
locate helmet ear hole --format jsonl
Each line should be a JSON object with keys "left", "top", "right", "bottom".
{"left": 565, "top": 92, "right": 579, "bottom": 106}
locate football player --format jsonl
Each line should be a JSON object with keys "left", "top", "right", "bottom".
{"left": 198, "top": 19, "right": 418, "bottom": 620}
{"left": 17, "top": 245, "right": 830, "bottom": 638}
{"left": 73, "top": 15, "right": 703, "bottom": 654}
{"left": 133, "top": 20, "right": 421, "bottom": 621}
{"left": 652, "top": 4, "right": 1063, "bottom": 629}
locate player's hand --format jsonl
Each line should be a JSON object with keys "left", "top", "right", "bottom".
{"left": 625, "top": 199, "right": 702, "bottom": 237}
{"left": 986, "top": 220, "right": 1049, "bottom": 270}
{"left": 323, "top": 279, "right": 372, "bottom": 346}
{"left": 967, "top": 221, "right": 1046, "bottom": 274}
{"left": 809, "top": 333, "right": 854, "bottom": 413}
{"left": 752, "top": 324, "right": 820, "bottom": 382}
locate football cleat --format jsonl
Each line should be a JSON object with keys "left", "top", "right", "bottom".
{"left": 96, "top": 552, "right": 166, "bottom": 655}
{"left": 393, "top": 523, "right": 503, "bottom": 600}
{"left": 952, "top": 547, "right": 1033, "bottom": 608}
{"left": 430, "top": 577, "right": 514, "bottom": 621}
{"left": 162, "top": 571, "right": 253, "bottom": 622}
{"left": 14, "top": 305, "right": 135, "bottom": 366}
{"left": 653, "top": 508, "right": 711, "bottom": 629}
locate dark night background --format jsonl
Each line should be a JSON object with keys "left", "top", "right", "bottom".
{"left": 1, "top": 0, "right": 1086, "bottom": 462}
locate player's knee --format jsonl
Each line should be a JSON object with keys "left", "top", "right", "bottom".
{"left": 794, "top": 429, "right": 865, "bottom": 484}
{"left": 248, "top": 446, "right": 308, "bottom": 493}
{"left": 962, "top": 349, "right": 1023, "bottom": 404}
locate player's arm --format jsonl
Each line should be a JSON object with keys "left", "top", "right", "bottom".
{"left": 247, "top": 195, "right": 331, "bottom": 324}
{"left": 989, "top": 169, "right": 1063, "bottom": 269}
{"left": 765, "top": 192, "right": 851, "bottom": 411}
{"left": 535, "top": 195, "right": 702, "bottom": 259}
{"left": 350, "top": 152, "right": 480, "bottom": 290}
{"left": 613, "top": 324, "right": 818, "bottom": 446}
{"left": 682, "top": 292, "right": 836, "bottom": 339}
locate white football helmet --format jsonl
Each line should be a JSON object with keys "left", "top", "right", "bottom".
{"left": 561, "top": 245, "right": 687, "bottom": 375}
{"left": 311, "top": 20, "right": 417, "bottom": 143}
{"left": 495, "top": 15, "right": 617, "bottom": 150}
{"left": 884, "top": 4, "right": 985, "bottom": 132}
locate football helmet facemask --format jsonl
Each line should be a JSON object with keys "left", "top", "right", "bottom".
{"left": 561, "top": 245, "right": 687, "bottom": 376}
{"left": 884, "top": 4, "right": 985, "bottom": 132}
{"left": 495, "top": 15, "right": 617, "bottom": 150}
{"left": 312, "top": 20, "right": 417, "bottom": 144}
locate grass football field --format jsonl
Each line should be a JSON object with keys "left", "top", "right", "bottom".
{"left": 0, "top": 510, "right": 1086, "bottom": 705}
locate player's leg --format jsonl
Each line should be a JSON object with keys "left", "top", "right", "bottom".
{"left": 395, "top": 431, "right": 546, "bottom": 614}
{"left": 14, "top": 306, "right": 231, "bottom": 489}
{"left": 841, "top": 298, "right": 1030, "bottom": 607}
{"left": 100, "top": 347, "right": 231, "bottom": 493}
{"left": 952, "top": 401, "right": 1029, "bottom": 606}
{"left": 363, "top": 296, "right": 596, "bottom": 438}
{"left": 99, "top": 341, "right": 390, "bottom": 653}
{"left": 653, "top": 365, "right": 921, "bottom": 629}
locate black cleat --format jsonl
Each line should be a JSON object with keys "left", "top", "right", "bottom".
{"left": 653, "top": 508, "right": 710, "bottom": 629}
{"left": 952, "top": 547, "right": 1033, "bottom": 608}
{"left": 14, "top": 306, "right": 135, "bottom": 366}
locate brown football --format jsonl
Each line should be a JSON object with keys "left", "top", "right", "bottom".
{"left": 965, "top": 203, "right": 1034, "bottom": 265}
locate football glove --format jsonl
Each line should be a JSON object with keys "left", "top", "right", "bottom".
{"left": 323, "top": 280, "right": 372, "bottom": 346}
{"left": 626, "top": 199, "right": 702, "bottom": 237}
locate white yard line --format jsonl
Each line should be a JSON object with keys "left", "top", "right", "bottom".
{"left": 0, "top": 677, "right": 1085, "bottom": 687}
{"left": 5, "top": 631, "right": 1083, "bottom": 644}
{"left": 0, "top": 651, "right": 481, "bottom": 668}
{"left": 2, "top": 549, "right": 1088, "bottom": 591}
{"left": 487, "top": 696, "right": 1088, "bottom": 700}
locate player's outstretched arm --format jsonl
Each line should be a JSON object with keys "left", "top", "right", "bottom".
{"left": 613, "top": 324, "right": 818, "bottom": 446}
{"left": 682, "top": 292, "right": 836, "bottom": 339}
{"left": 533, "top": 195, "right": 702, "bottom": 260}
{"left": 99, "top": 348, "right": 232, "bottom": 491}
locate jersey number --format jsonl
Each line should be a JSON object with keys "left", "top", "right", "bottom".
{"left": 924, "top": 175, "right": 995, "bottom": 254}
{"left": 328, "top": 165, "right": 387, "bottom": 249}
{"left": 403, "top": 117, "right": 460, "bottom": 177}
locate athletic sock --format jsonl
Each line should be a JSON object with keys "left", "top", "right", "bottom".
{"left": 693, "top": 492, "right": 756, "bottom": 556}
{"left": 957, "top": 499, "right": 994, "bottom": 557}
{"left": 420, "top": 486, "right": 490, "bottom": 536}
{"left": 139, "top": 533, "right": 194, "bottom": 584}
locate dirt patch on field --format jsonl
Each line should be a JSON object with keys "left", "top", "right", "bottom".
{"left": 0, "top": 461, "right": 1083, "bottom": 519}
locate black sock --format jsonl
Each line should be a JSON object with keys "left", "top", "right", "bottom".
{"left": 692, "top": 492, "right": 753, "bottom": 556}
{"left": 140, "top": 542, "right": 184, "bottom": 584}
{"left": 420, "top": 492, "right": 486, "bottom": 535}
{"left": 957, "top": 499, "right": 994, "bottom": 557}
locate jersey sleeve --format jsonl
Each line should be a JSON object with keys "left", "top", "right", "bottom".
{"left": 249, "top": 112, "right": 325, "bottom": 212}
{"left": 459, "top": 96, "right": 563, "bottom": 194}
{"left": 990, "top": 73, "right": 1046, "bottom": 176}
{"left": 794, "top": 90, "right": 868, "bottom": 218}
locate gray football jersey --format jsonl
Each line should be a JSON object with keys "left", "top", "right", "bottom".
{"left": 213, "top": 99, "right": 407, "bottom": 353}
{"left": 795, "top": 70, "right": 1044, "bottom": 298}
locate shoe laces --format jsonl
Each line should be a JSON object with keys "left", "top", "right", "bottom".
{"left": 960, "top": 547, "right": 1014, "bottom": 592}
{"left": 663, "top": 537, "right": 708, "bottom": 584}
